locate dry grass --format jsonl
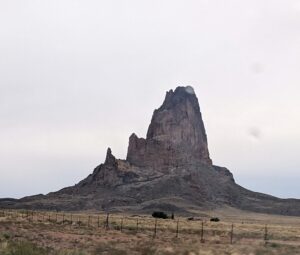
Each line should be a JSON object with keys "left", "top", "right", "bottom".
{"left": 0, "top": 209, "right": 300, "bottom": 254}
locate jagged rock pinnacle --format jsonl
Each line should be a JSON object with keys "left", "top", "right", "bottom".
{"left": 104, "top": 147, "right": 117, "bottom": 166}
{"left": 127, "top": 86, "right": 212, "bottom": 168}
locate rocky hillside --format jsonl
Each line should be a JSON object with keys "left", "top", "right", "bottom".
{"left": 1, "top": 86, "right": 300, "bottom": 216}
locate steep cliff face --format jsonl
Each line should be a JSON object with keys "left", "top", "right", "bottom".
{"left": 126, "top": 86, "right": 212, "bottom": 169}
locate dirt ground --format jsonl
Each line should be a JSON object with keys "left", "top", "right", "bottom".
{"left": 0, "top": 209, "right": 300, "bottom": 255}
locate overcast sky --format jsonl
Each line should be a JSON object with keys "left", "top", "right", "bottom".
{"left": 1, "top": 0, "right": 300, "bottom": 199}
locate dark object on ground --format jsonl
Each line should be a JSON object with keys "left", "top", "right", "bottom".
{"left": 188, "top": 217, "right": 202, "bottom": 221}
{"left": 152, "top": 211, "right": 168, "bottom": 219}
{"left": 210, "top": 218, "right": 220, "bottom": 222}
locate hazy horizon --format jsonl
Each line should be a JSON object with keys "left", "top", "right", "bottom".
{"left": 1, "top": 0, "right": 299, "bottom": 199}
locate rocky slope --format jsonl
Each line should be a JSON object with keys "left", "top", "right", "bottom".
{"left": 1, "top": 86, "right": 300, "bottom": 216}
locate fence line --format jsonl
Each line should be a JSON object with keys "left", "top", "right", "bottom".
{"left": 1, "top": 208, "right": 299, "bottom": 246}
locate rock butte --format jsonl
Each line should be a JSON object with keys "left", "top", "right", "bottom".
{"left": 1, "top": 86, "right": 300, "bottom": 216}
{"left": 127, "top": 86, "right": 212, "bottom": 169}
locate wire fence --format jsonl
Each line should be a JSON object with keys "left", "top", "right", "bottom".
{"left": 1, "top": 209, "right": 299, "bottom": 246}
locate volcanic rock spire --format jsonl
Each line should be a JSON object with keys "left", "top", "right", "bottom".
{"left": 126, "top": 86, "right": 212, "bottom": 169}
{"left": 2, "top": 85, "right": 300, "bottom": 216}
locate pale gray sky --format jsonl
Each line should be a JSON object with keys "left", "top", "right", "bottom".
{"left": 0, "top": 0, "right": 299, "bottom": 199}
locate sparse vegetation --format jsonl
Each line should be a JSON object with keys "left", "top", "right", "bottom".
{"left": 2, "top": 233, "right": 11, "bottom": 240}
{"left": 1, "top": 241, "right": 48, "bottom": 255}
{"left": 0, "top": 209, "right": 300, "bottom": 255}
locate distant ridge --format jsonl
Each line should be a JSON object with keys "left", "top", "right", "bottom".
{"left": 1, "top": 86, "right": 300, "bottom": 216}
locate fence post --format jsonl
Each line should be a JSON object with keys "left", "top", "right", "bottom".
{"left": 136, "top": 219, "right": 139, "bottom": 233}
{"left": 201, "top": 221, "right": 204, "bottom": 243}
{"left": 153, "top": 219, "right": 157, "bottom": 238}
{"left": 62, "top": 214, "right": 65, "bottom": 225}
{"left": 97, "top": 215, "right": 100, "bottom": 228}
{"left": 230, "top": 223, "right": 234, "bottom": 244}
{"left": 264, "top": 225, "right": 268, "bottom": 245}
{"left": 56, "top": 213, "right": 58, "bottom": 223}
{"left": 88, "top": 215, "right": 91, "bottom": 227}
{"left": 105, "top": 213, "right": 109, "bottom": 230}
{"left": 120, "top": 217, "right": 123, "bottom": 232}
{"left": 176, "top": 220, "right": 179, "bottom": 238}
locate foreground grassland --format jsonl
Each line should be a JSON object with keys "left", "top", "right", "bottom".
{"left": 0, "top": 209, "right": 300, "bottom": 255}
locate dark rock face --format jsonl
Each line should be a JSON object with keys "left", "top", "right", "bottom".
{"left": 77, "top": 148, "right": 139, "bottom": 188}
{"left": 1, "top": 86, "right": 300, "bottom": 216}
{"left": 127, "top": 86, "right": 212, "bottom": 169}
